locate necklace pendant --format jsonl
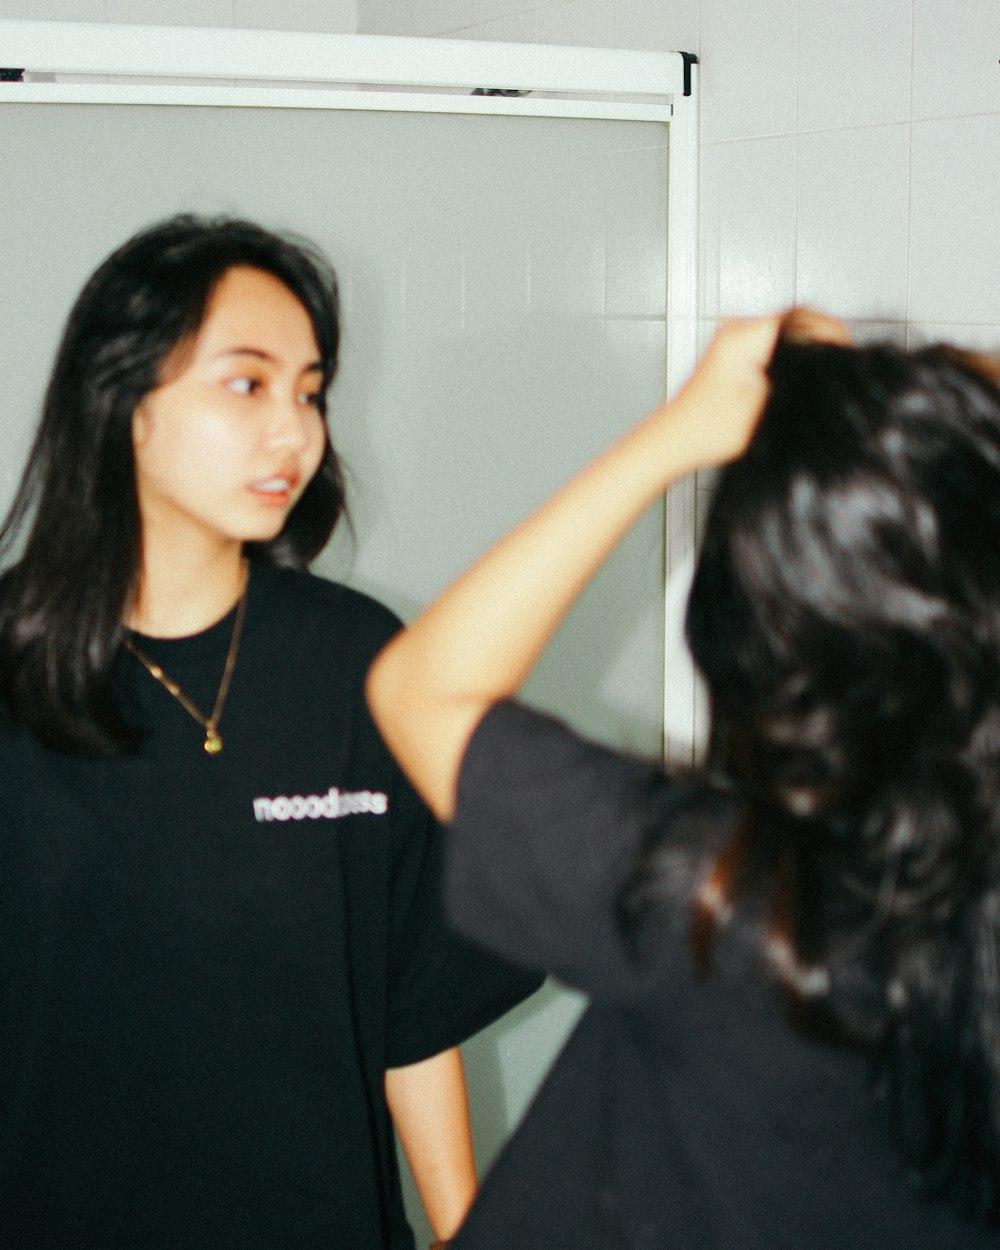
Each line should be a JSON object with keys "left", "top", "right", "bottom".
{"left": 126, "top": 571, "right": 247, "bottom": 758}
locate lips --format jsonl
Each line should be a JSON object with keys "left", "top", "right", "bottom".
{"left": 249, "top": 468, "right": 300, "bottom": 500}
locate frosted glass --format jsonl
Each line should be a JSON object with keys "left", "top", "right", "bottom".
{"left": 0, "top": 99, "right": 669, "bottom": 1228}
{"left": 1, "top": 102, "right": 668, "bottom": 751}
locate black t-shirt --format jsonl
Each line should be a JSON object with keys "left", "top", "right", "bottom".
{"left": 0, "top": 566, "right": 540, "bottom": 1250}
{"left": 447, "top": 699, "right": 997, "bottom": 1249}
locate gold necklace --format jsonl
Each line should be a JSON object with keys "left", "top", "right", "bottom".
{"left": 124, "top": 580, "right": 249, "bottom": 755}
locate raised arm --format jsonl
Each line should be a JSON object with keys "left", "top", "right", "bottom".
{"left": 366, "top": 311, "right": 848, "bottom": 822}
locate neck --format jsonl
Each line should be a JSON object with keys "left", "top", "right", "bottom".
{"left": 129, "top": 539, "right": 248, "bottom": 639}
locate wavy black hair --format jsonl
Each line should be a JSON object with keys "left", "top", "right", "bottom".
{"left": 0, "top": 214, "right": 345, "bottom": 756}
{"left": 677, "top": 337, "right": 1000, "bottom": 1221}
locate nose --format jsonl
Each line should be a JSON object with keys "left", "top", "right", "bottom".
{"left": 266, "top": 394, "right": 316, "bottom": 452}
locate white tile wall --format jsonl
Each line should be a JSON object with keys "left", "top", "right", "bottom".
{"left": 797, "top": 0, "right": 912, "bottom": 132}
{"left": 614, "top": 0, "right": 699, "bottom": 54}
{"left": 354, "top": 0, "right": 1000, "bottom": 351}
{"left": 534, "top": 0, "right": 614, "bottom": 48}
{"left": 796, "top": 124, "right": 911, "bottom": 320}
{"left": 698, "top": 0, "right": 798, "bottom": 143}
{"left": 0, "top": 0, "right": 108, "bottom": 18}
{"left": 442, "top": 8, "right": 538, "bottom": 42}
{"left": 357, "top": 0, "right": 701, "bottom": 48}
{"left": 850, "top": 322, "right": 908, "bottom": 347}
{"left": 233, "top": 0, "right": 357, "bottom": 32}
{"left": 104, "top": 0, "right": 233, "bottom": 26}
{"left": 0, "top": 0, "right": 356, "bottom": 30}
{"left": 909, "top": 115, "right": 1000, "bottom": 326}
{"left": 698, "top": 135, "right": 797, "bottom": 318}
{"left": 908, "top": 323, "right": 1000, "bottom": 352}
{"left": 354, "top": 0, "right": 476, "bottom": 37}
{"left": 912, "top": 0, "right": 1000, "bottom": 121}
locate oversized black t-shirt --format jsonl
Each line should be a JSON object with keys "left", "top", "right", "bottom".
{"left": 0, "top": 566, "right": 540, "bottom": 1250}
{"left": 447, "top": 700, "right": 997, "bottom": 1249}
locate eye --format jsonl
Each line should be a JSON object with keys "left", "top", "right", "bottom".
{"left": 227, "top": 376, "right": 261, "bottom": 396}
{"left": 298, "top": 391, "right": 323, "bottom": 409}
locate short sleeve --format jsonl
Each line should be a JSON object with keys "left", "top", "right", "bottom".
{"left": 447, "top": 700, "right": 732, "bottom": 1001}
{"left": 382, "top": 770, "right": 543, "bottom": 1069}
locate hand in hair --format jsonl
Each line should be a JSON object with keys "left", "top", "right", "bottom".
{"left": 661, "top": 308, "right": 851, "bottom": 472}
{"left": 779, "top": 306, "right": 852, "bottom": 347}
{"left": 366, "top": 308, "right": 847, "bottom": 822}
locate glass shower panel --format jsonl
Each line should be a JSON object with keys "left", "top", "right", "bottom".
{"left": 1, "top": 100, "right": 667, "bottom": 754}
{"left": 0, "top": 99, "right": 669, "bottom": 1209}
{"left": 312, "top": 110, "right": 669, "bottom": 759}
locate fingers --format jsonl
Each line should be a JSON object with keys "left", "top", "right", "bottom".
{"left": 950, "top": 347, "right": 1000, "bottom": 387}
{"left": 671, "top": 315, "right": 785, "bottom": 466}
{"left": 670, "top": 308, "right": 849, "bottom": 470}
{"left": 705, "top": 314, "right": 785, "bottom": 388}
{"left": 707, "top": 307, "right": 850, "bottom": 392}
{"left": 730, "top": 312, "right": 787, "bottom": 356}
{"left": 714, "top": 313, "right": 787, "bottom": 396}
{"left": 779, "top": 306, "right": 852, "bottom": 347}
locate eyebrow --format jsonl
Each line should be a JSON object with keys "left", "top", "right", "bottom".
{"left": 212, "top": 347, "right": 324, "bottom": 374}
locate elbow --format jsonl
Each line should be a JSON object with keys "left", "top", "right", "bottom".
{"left": 364, "top": 644, "right": 388, "bottom": 729}
{"left": 365, "top": 638, "right": 482, "bottom": 826}
{"left": 365, "top": 640, "right": 406, "bottom": 744}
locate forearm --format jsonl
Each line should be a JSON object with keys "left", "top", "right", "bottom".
{"left": 366, "top": 312, "right": 846, "bottom": 821}
{"left": 371, "top": 399, "right": 706, "bottom": 810}
{"left": 367, "top": 333, "right": 766, "bottom": 820}
{"left": 385, "top": 1047, "right": 476, "bottom": 1243}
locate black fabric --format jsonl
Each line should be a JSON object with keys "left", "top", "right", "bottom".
{"left": 0, "top": 567, "right": 540, "bottom": 1250}
{"left": 447, "top": 699, "right": 997, "bottom": 1249}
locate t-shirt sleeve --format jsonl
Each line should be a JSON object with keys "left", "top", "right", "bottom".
{"left": 382, "top": 772, "right": 544, "bottom": 1069}
{"left": 447, "top": 699, "right": 730, "bottom": 1001}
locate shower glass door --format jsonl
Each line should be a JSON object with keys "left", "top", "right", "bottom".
{"left": 0, "top": 56, "right": 693, "bottom": 1235}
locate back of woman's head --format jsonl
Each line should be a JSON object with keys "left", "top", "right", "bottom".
{"left": 685, "top": 337, "right": 1000, "bottom": 1220}
{"left": 689, "top": 338, "right": 1000, "bottom": 821}
{"left": 0, "top": 214, "right": 344, "bottom": 754}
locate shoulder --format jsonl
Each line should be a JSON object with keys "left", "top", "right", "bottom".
{"left": 250, "top": 564, "right": 403, "bottom": 660}
{"left": 463, "top": 700, "right": 736, "bottom": 843}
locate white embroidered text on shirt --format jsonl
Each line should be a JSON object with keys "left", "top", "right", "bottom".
{"left": 253, "top": 788, "right": 389, "bottom": 823}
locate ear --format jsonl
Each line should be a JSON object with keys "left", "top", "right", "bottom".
{"left": 132, "top": 400, "right": 152, "bottom": 449}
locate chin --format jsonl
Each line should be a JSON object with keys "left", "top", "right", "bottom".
{"left": 238, "top": 519, "right": 289, "bottom": 544}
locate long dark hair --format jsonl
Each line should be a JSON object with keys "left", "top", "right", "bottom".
{"left": 674, "top": 337, "right": 1000, "bottom": 1219}
{"left": 0, "top": 214, "right": 345, "bottom": 756}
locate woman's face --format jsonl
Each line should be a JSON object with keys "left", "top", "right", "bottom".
{"left": 132, "top": 265, "right": 327, "bottom": 556}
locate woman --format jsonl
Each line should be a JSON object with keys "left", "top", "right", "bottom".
{"left": 0, "top": 214, "right": 539, "bottom": 1249}
{"left": 367, "top": 311, "right": 1000, "bottom": 1245}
